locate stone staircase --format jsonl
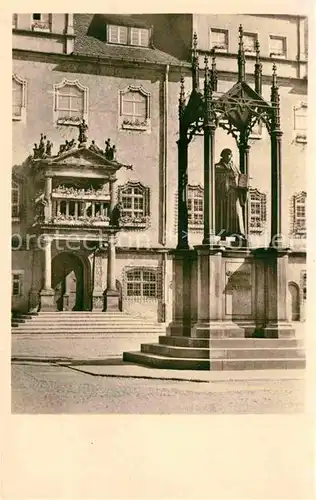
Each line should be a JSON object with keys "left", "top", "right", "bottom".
{"left": 11, "top": 312, "right": 166, "bottom": 360}
{"left": 123, "top": 331, "right": 306, "bottom": 371}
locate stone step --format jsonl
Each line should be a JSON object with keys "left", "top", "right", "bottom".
{"left": 123, "top": 351, "right": 306, "bottom": 371}
{"left": 28, "top": 319, "right": 164, "bottom": 325}
{"left": 159, "top": 336, "right": 303, "bottom": 348}
{"left": 141, "top": 343, "right": 305, "bottom": 360}
{"left": 11, "top": 327, "right": 164, "bottom": 334}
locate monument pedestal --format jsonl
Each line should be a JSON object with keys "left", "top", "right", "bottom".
{"left": 167, "top": 249, "right": 194, "bottom": 337}
{"left": 104, "top": 289, "right": 120, "bottom": 311}
{"left": 39, "top": 288, "right": 55, "bottom": 311}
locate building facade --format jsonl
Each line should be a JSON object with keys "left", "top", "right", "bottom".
{"left": 12, "top": 14, "right": 307, "bottom": 323}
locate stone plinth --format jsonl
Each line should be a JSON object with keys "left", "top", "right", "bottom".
{"left": 167, "top": 249, "right": 194, "bottom": 337}
{"left": 39, "top": 288, "right": 55, "bottom": 311}
{"left": 104, "top": 289, "right": 120, "bottom": 311}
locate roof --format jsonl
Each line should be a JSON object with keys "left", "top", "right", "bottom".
{"left": 72, "top": 14, "right": 186, "bottom": 67}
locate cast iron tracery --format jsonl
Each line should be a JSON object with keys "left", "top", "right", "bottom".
{"left": 176, "top": 25, "right": 282, "bottom": 249}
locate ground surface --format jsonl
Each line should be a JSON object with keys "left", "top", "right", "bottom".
{"left": 12, "top": 362, "right": 305, "bottom": 414}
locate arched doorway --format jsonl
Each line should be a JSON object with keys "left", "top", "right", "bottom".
{"left": 288, "top": 282, "right": 300, "bottom": 321}
{"left": 52, "top": 252, "right": 90, "bottom": 311}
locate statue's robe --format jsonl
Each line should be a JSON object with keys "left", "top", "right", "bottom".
{"left": 215, "top": 160, "right": 247, "bottom": 237}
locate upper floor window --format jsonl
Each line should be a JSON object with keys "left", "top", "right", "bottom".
{"left": 12, "top": 74, "right": 27, "bottom": 121}
{"left": 54, "top": 79, "right": 88, "bottom": 126}
{"left": 269, "top": 35, "right": 286, "bottom": 58}
{"left": 118, "top": 182, "right": 150, "bottom": 225}
{"left": 243, "top": 33, "right": 257, "bottom": 54}
{"left": 188, "top": 185, "right": 204, "bottom": 229}
{"left": 108, "top": 24, "right": 128, "bottom": 44}
{"left": 12, "top": 180, "right": 20, "bottom": 220}
{"left": 294, "top": 102, "right": 307, "bottom": 143}
{"left": 210, "top": 28, "right": 228, "bottom": 52}
{"left": 107, "top": 24, "right": 150, "bottom": 47}
{"left": 125, "top": 268, "right": 157, "bottom": 298}
{"left": 130, "top": 27, "right": 149, "bottom": 47}
{"left": 32, "top": 13, "right": 51, "bottom": 32}
{"left": 12, "top": 271, "right": 24, "bottom": 297}
{"left": 119, "top": 85, "right": 151, "bottom": 130}
{"left": 249, "top": 189, "right": 267, "bottom": 234}
{"left": 292, "top": 191, "right": 306, "bottom": 237}
{"left": 12, "top": 14, "right": 17, "bottom": 29}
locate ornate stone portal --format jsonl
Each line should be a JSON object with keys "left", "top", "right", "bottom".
{"left": 170, "top": 26, "right": 294, "bottom": 340}
{"left": 30, "top": 124, "right": 133, "bottom": 312}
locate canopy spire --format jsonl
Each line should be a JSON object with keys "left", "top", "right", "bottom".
{"left": 254, "top": 39, "right": 262, "bottom": 94}
{"left": 238, "top": 24, "right": 246, "bottom": 82}
{"left": 191, "top": 32, "right": 200, "bottom": 91}
{"left": 210, "top": 48, "right": 218, "bottom": 92}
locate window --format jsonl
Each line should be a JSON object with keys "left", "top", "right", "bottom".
{"left": 12, "top": 14, "right": 17, "bottom": 29}
{"left": 12, "top": 74, "right": 27, "bottom": 121}
{"left": 32, "top": 13, "right": 51, "bottom": 32}
{"left": 12, "top": 181, "right": 20, "bottom": 220}
{"left": 107, "top": 24, "right": 150, "bottom": 47}
{"left": 188, "top": 185, "right": 204, "bottom": 228}
{"left": 210, "top": 29, "right": 228, "bottom": 52}
{"left": 269, "top": 35, "right": 286, "bottom": 58}
{"left": 292, "top": 191, "right": 306, "bottom": 237}
{"left": 12, "top": 271, "right": 24, "bottom": 297}
{"left": 130, "top": 27, "right": 149, "bottom": 47}
{"left": 249, "top": 189, "right": 267, "bottom": 233}
{"left": 126, "top": 268, "right": 157, "bottom": 298}
{"left": 118, "top": 182, "right": 150, "bottom": 224}
{"left": 108, "top": 25, "right": 128, "bottom": 44}
{"left": 119, "top": 85, "right": 150, "bottom": 130}
{"left": 294, "top": 102, "right": 307, "bottom": 143}
{"left": 54, "top": 79, "right": 88, "bottom": 125}
{"left": 243, "top": 33, "right": 257, "bottom": 54}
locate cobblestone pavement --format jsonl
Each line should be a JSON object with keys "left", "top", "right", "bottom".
{"left": 11, "top": 362, "right": 305, "bottom": 414}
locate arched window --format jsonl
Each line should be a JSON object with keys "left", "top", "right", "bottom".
{"left": 119, "top": 85, "right": 150, "bottom": 130}
{"left": 54, "top": 79, "right": 88, "bottom": 126}
{"left": 249, "top": 189, "right": 267, "bottom": 234}
{"left": 292, "top": 191, "right": 306, "bottom": 237}
{"left": 118, "top": 182, "right": 150, "bottom": 223}
{"left": 12, "top": 180, "right": 20, "bottom": 220}
{"left": 125, "top": 268, "right": 157, "bottom": 298}
{"left": 12, "top": 74, "right": 27, "bottom": 121}
{"left": 188, "top": 185, "right": 204, "bottom": 228}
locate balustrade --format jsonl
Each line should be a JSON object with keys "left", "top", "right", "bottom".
{"left": 50, "top": 199, "right": 110, "bottom": 225}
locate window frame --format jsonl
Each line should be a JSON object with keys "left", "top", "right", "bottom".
{"left": 125, "top": 267, "right": 158, "bottom": 299}
{"left": 12, "top": 270, "right": 24, "bottom": 297}
{"left": 107, "top": 24, "right": 128, "bottom": 45}
{"left": 12, "top": 74, "right": 27, "bottom": 122}
{"left": 269, "top": 34, "right": 287, "bottom": 59}
{"left": 292, "top": 191, "right": 307, "bottom": 237}
{"left": 118, "top": 181, "right": 150, "bottom": 227}
{"left": 210, "top": 28, "right": 229, "bottom": 53}
{"left": 248, "top": 188, "right": 267, "bottom": 234}
{"left": 243, "top": 32, "right": 258, "bottom": 55}
{"left": 187, "top": 185, "right": 204, "bottom": 230}
{"left": 294, "top": 102, "right": 307, "bottom": 143}
{"left": 31, "top": 13, "right": 52, "bottom": 32}
{"left": 130, "top": 27, "right": 150, "bottom": 47}
{"left": 119, "top": 85, "right": 151, "bottom": 131}
{"left": 53, "top": 79, "right": 89, "bottom": 126}
{"left": 12, "top": 180, "right": 21, "bottom": 222}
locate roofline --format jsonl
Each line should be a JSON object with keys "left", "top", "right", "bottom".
{"left": 12, "top": 48, "right": 308, "bottom": 87}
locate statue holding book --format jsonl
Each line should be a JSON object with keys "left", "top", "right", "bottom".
{"left": 215, "top": 148, "right": 248, "bottom": 237}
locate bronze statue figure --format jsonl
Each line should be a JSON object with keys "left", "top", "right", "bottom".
{"left": 215, "top": 148, "right": 248, "bottom": 237}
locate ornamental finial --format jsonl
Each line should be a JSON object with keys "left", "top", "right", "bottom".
{"left": 238, "top": 24, "right": 246, "bottom": 82}
{"left": 179, "top": 74, "right": 186, "bottom": 118}
{"left": 254, "top": 38, "right": 262, "bottom": 94}
{"left": 193, "top": 31, "right": 198, "bottom": 52}
{"left": 210, "top": 48, "right": 218, "bottom": 92}
{"left": 272, "top": 63, "right": 278, "bottom": 89}
{"left": 191, "top": 32, "right": 199, "bottom": 90}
